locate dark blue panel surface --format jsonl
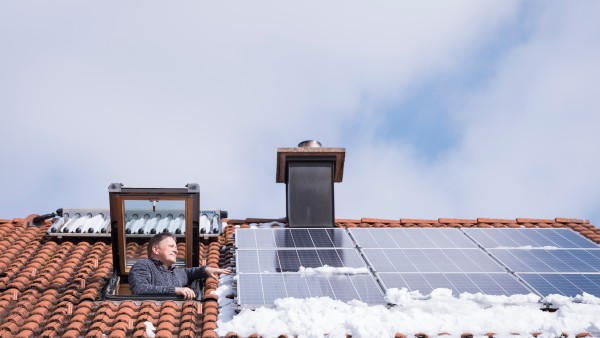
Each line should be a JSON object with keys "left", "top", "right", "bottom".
{"left": 378, "top": 273, "right": 531, "bottom": 296}
{"left": 489, "top": 249, "right": 600, "bottom": 273}
{"left": 464, "top": 228, "right": 599, "bottom": 249}
{"left": 237, "top": 249, "right": 366, "bottom": 273}
{"left": 363, "top": 248, "right": 504, "bottom": 273}
{"left": 236, "top": 228, "right": 354, "bottom": 249}
{"left": 520, "top": 274, "right": 600, "bottom": 297}
{"left": 237, "top": 273, "right": 385, "bottom": 306}
{"left": 349, "top": 228, "right": 476, "bottom": 248}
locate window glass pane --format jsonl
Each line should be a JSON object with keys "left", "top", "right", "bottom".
{"left": 123, "top": 199, "right": 186, "bottom": 269}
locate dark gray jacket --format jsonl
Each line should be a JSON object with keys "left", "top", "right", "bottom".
{"left": 129, "top": 258, "right": 207, "bottom": 295}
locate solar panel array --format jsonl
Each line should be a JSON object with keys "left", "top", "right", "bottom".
{"left": 461, "top": 228, "right": 600, "bottom": 297}
{"left": 235, "top": 227, "right": 600, "bottom": 308}
{"left": 236, "top": 228, "right": 385, "bottom": 308}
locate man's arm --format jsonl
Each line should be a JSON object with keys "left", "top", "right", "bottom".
{"left": 183, "top": 266, "right": 207, "bottom": 284}
{"left": 129, "top": 261, "right": 176, "bottom": 295}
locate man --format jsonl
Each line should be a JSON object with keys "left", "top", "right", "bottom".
{"left": 129, "top": 232, "right": 231, "bottom": 299}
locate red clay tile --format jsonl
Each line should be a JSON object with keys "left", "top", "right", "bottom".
{"left": 85, "top": 329, "right": 105, "bottom": 338}
{"left": 158, "top": 314, "right": 177, "bottom": 325}
{"left": 42, "top": 321, "right": 62, "bottom": 333}
{"left": 361, "top": 218, "right": 400, "bottom": 224}
{"left": 179, "top": 328, "right": 196, "bottom": 338}
{"left": 16, "top": 328, "right": 37, "bottom": 337}
{"left": 202, "top": 330, "right": 219, "bottom": 337}
{"left": 203, "top": 306, "right": 218, "bottom": 316}
{"left": 66, "top": 321, "right": 86, "bottom": 332}
{"left": 438, "top": 218, "right": 477, "bottom": 224}
{"left": 203, "top": 313, "right": 218, "bottom": 323}
{"left": 25, "top": 314, "right": 46, "bottom": 325}
{"left": 5, "top": 314, "right": 25, "bottom": 324}
{"left": 203, "top": 322, "right": 217, "bottom": 331}
{"left": 108, "top": 330, "right": 128, "bottom": 338}
{"left": 130, "top": 330, "right": 146, "bottom": 338}
{"left": 0, "top": 322, "right": 18, "bottom": 334}
{"left": 477, "top": 218, "right": 517, "bottom": 224}
{"left": 112, "top": 321, "right": 130, "bottom": 332}
{"left": 117, "top": 307, "right": 136, "bottom": 318}
{"left": 516, "top": 218, "right": 554, "bottom": 223}
{"left": 555, "top": 218, "right": 585, "bottom": 224}
{"left": 39, "top": 330, "right": 60, "bottom": 338}
{"left": 180, "top": 321, "right": 196, "bottom": 330}
{"left": 155, "top": 329, "right": 175, "bottom": 338}
{"left": 398, "top": 219, "right": 433, "bottom": 225}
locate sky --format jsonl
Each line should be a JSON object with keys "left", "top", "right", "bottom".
{"left": 1, "top": 1, "right": 599, "bottom": 225}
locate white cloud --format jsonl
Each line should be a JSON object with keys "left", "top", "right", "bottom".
{"left": 338, "top": 2, "right": 600, "bottom": 223}
{"left": 2, "top": 1, "right": 597, "bottom": 226}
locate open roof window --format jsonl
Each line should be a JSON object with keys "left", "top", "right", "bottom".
{"left": 108, "top": 183, "right": 200, "bottom": 277}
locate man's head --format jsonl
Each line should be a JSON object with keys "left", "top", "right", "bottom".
{"left": 147, "top": 232, "right": 178, "bottom": 267}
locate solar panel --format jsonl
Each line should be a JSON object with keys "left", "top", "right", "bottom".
{"left": 237, "top": 273, "right": 386, "bottom": 307}
{"left": 237, "top": 249, "right": 366, "bottom": 273}
{"left": 236, "top": 228, "right": 354, "bottom": 249}
{"left": 519, "top": 274, "right": 600, "bottom": 297}
{"left": 378, "top": 272, "right": 531, "bottom": 296}
{"left": 362, "top": 248, "right": 505, "bottom": 273}
{"left": 463, "top": 228, "right": 599, "bottom": 249}
{"left": 236, "top": 227, "right": 600, "bottom": 306}
{"left": 349, "top": 228, "right": 476, "bottom": 248}
{"left": 488, "top": 249, "right": 600, "bottom": 273}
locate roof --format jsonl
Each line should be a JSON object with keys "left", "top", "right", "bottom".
{"left": 0, "top": 215, "right": 598, "bottom": 337}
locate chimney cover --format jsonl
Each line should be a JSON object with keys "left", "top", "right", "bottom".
{"left": 298, "top": 140, "right": 322, "bottom": 148}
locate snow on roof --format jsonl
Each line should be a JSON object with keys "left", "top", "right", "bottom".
{"left": 215, "top": 272, "right": 600, "bottom": 337}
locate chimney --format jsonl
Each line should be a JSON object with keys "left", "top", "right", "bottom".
{"left": 276, "top": 141, "right": 346, "bottom": 228}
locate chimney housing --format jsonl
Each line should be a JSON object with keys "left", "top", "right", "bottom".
{"left": 276, "top": 141, "right": 345, "bottom": 228}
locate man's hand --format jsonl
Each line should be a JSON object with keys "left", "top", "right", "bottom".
{"left": 205, "top": 267, "right": 232, "bottom": 279}
{"left": 175, "top": 287, "right": 196, "bottom": 300}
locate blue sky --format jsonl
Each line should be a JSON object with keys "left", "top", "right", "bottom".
{"left": 1, "top": 1, "right": 599, "bottom": 227}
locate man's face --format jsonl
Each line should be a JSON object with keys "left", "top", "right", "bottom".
{"left": 152, "top": 236, "right": 178, "bottom": 267}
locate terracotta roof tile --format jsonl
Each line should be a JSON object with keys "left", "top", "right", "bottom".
{"left": 179, "top": 328, "right": 196, "bottom": 338}
{"left": 85, "top": 329, "right": 105, "bottom": 337}
{"left": 108, "top": 330, "right": 128, "bottom": 338}
{"left": 438, "top": 218, "right": 477, "bottom": 224}
{"left": 203, "top": 321, "right": 217, "bottom": 331}
{"left": 516, "top": 218, "right": 554, "bottom": 223}
{"left": 398, "top": 218, "right": 436, "bottom": 224}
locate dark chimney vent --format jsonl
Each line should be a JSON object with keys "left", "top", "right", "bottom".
{"left": 276, "top": 142, "right": 345, "bottom": 228}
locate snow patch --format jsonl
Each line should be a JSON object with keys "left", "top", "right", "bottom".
{"left": 299, "top": 265, "right": 370, "bottom": 275}
{"left": 215, "top": 287, "right": 600, "bottom": 338}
